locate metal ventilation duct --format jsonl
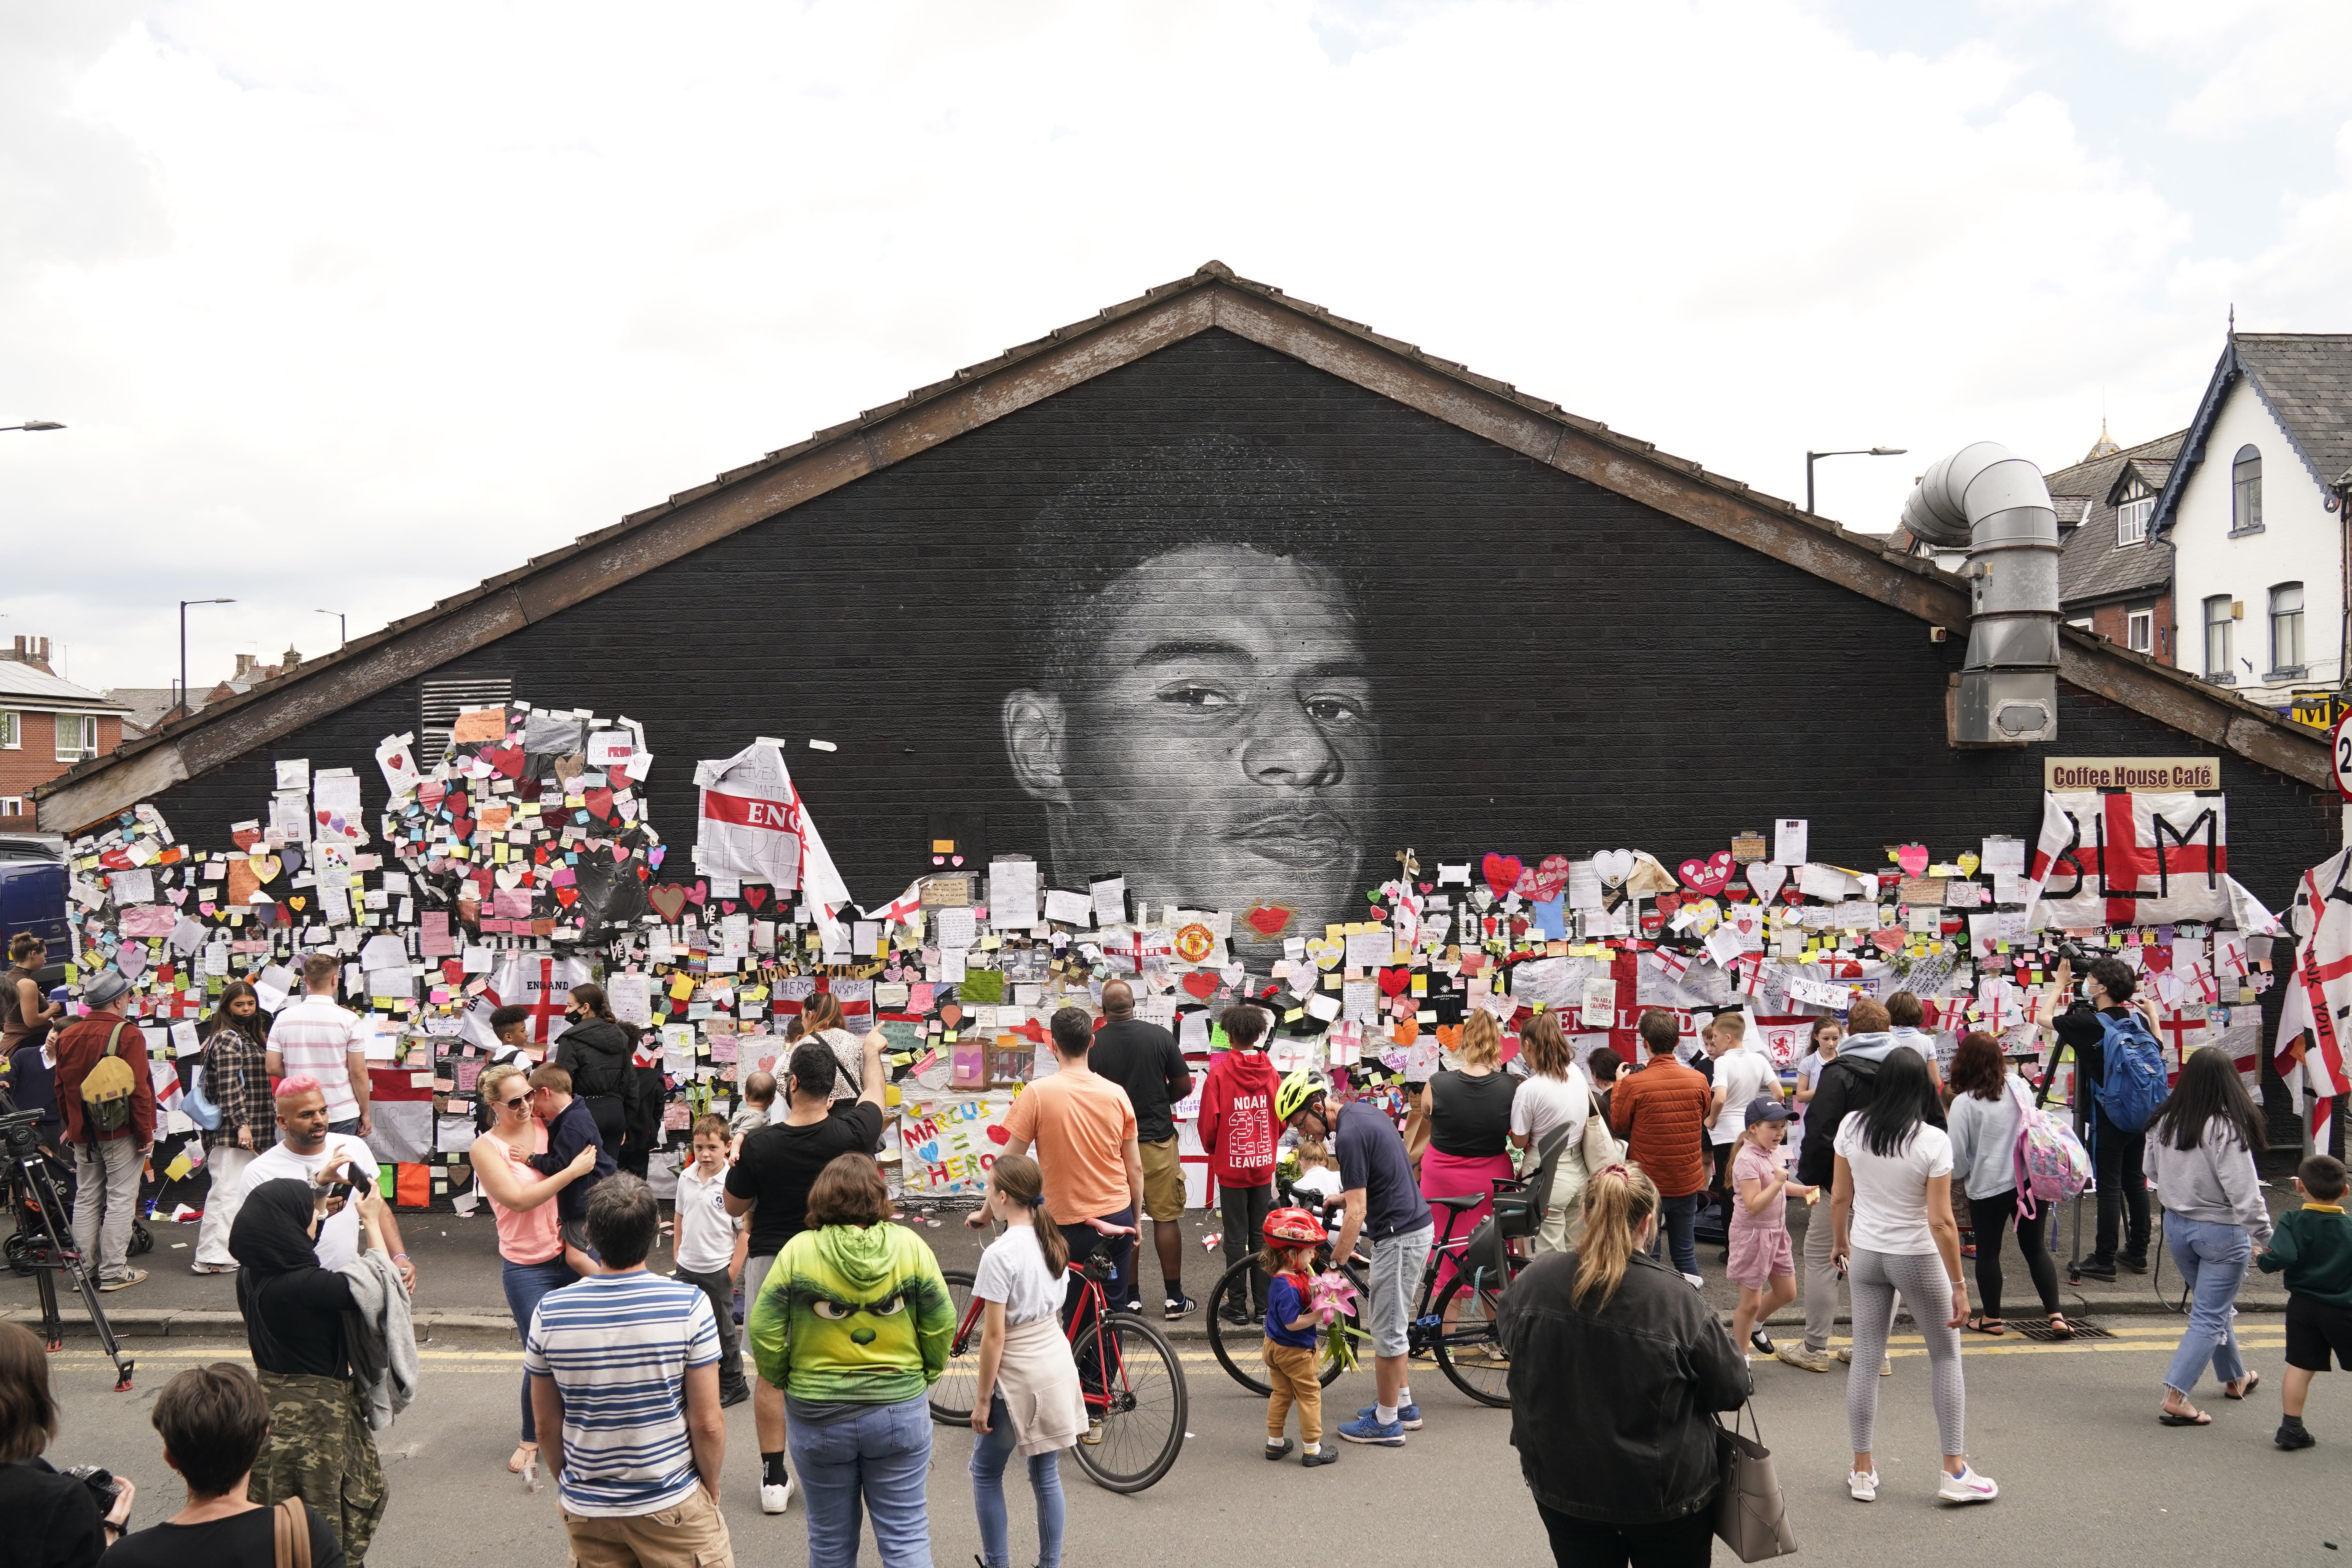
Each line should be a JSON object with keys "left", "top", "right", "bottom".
{"left": 1900, "top": 442, "right": 2060, "bottom": 744}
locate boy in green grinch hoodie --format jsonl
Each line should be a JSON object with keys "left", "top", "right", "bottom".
{"left": 748, "top": 1152, "right": 955, "bottom": 1559}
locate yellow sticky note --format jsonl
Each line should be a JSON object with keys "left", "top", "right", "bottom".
{"left": 668, "top": 975, "right": 695, "bottom": 1001}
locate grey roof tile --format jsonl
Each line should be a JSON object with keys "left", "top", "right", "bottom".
{"left": 2049, "top": 430, "right": 2184, "bottom": 608}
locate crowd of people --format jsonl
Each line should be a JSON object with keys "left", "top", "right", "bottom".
{"left": 7, "top": 944, "right": 2352, "bottom": 1568}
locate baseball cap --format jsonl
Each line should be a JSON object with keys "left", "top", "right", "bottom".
{"left": 1744, "top": 1096, "right": 1793, "bottom": 1127}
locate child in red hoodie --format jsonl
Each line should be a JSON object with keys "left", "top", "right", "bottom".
{"left": 1198, "top": 1003, "right": 1282, "bottom": 1327}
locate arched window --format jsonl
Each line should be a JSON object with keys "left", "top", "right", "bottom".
{"left": 2231, "top": 445, "right": 2263, "bottom": 533}
{"left": 2270, "top": 582, "right": 2305, "bottom": 675}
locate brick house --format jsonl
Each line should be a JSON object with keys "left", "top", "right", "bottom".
{"left": 0, "top": 637, "right": 131, "bottom": 824}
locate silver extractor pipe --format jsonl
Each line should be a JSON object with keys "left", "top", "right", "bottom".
{"left": 1899, "top": 441, "right": 2061, "bottom": 744}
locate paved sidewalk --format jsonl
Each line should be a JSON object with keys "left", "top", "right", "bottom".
{"left": 5, "top": 1187, "right": 2292, "bottom": 1345}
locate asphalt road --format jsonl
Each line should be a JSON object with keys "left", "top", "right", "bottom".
{"left": 32, "top": 1310, "right": 2350, "bottom": 1568}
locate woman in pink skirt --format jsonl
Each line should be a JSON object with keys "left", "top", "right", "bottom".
{"left": 1417, "top": 1012, "right": 1518, "bottom": 1291}
{"left": 1728, "top": 1097, "right": 1815, "bottom": 1361}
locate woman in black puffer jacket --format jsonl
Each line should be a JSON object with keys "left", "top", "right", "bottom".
{"left": 551, "top": 985, "right": 659, "bottom": 1176}
{"left": 1498, "top": 1163, "right": 1751, "bottom": 1567}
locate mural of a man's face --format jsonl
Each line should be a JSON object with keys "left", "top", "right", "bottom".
{"left": 1004, "top": 543, "right": 1381, "bottom": 930}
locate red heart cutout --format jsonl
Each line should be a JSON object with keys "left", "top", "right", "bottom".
{"left": 584, "top": 788, "right": 613, "bottom": 820}
{"left": 1677, "top": 851, "right": 1734, "bottom": 896}
{"left": 1531, "top": 854, "right": 1572, "bottom": 901}
{"left": 648, "top": 885, "right": 689, "bottom": 922}
{"left": 315, "top": 809, "right": 332, "bottom": 825}
{"left": 1242, "top": 904, "right": 1295, "bottom": 938}
{"left": 1181, "top": 971, "right": 1221, "bottom": 1000}
{"left": 450, "top": 817, "right": 473, "bottom": 839}
{"left": 718, "top": 900, "right": 737, "bottom": 914}
{"left": 441, "top": 959, "right": 465, "bottom": 985}
{"left": 1378, "top": 967, "right": 1411, "bottom": 997}
{"left": 746, "top": 887, "right": 769, "bottom": 910}
{"left": 231, "top": 826, "right": 260, "bottom": 850}
{"left": 484, "top": 744, "right": 524, "bottom": 779}
{"left": 1869, "top": 927, "right": 1904, "bottom": 954}
{"left": 1481, "top": 852, "right": 1523, "bottom": 899}
{"left": 555, "top": 886, "right": 579, "bottom": 907}
{"left": 686, "top": 880, "right": 708, "bottom": 907}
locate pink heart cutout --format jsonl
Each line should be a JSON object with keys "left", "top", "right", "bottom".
{"left": 1896, "top": 844, "right": 1929, "bottom": 877}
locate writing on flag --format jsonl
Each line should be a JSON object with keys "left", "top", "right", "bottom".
{"left": 2025, "top": 790, "right": 2229, "bottom": 928}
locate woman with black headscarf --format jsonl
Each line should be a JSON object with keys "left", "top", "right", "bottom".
{"left": 229, "top": 1178, "right": 390, "bottom": 1565}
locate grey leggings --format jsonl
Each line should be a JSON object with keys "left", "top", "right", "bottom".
{"left": 1847, "top": 1247, "right": 1965, "bottom": 1457}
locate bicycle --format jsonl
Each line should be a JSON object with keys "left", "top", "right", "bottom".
{"left": 1203, "top": 1175, "right": 1528, "bottom": 1407}
{"left": 928, "top": 1250, "right": 1188, "bottom": 1493}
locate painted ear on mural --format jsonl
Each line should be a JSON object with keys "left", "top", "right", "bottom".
{"left": 1000, "top": 690, "right": 1071, "bottom": 806}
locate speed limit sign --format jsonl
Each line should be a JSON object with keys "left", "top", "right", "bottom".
{"left": 2335, "top": 711, "right": 2352, "bottom": 802}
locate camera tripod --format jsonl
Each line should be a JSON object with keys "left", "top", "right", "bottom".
{"left": 0, "top": 1092, "right": 135, "bottom": 1390}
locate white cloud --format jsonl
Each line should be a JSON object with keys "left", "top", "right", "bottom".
{"left": 3, "top": 0, "right": 2347, "bottom": 691}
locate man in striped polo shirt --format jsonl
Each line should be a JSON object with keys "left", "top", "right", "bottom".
{"left": 265, "top": 953, "right": 372, "bottom": 1138}
{"left": 529, "top": 1174, "right": 733, "bottom": 1567}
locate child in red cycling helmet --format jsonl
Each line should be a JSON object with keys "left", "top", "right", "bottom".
{"left": 1261, "top": 1206, "right": 1339, "bottom": 1467}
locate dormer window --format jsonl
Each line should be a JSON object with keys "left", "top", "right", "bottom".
{"left": 2116, "top": 497, "right": 2152, "bottom": 546}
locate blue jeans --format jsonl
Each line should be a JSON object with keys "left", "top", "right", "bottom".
{"left": 1059, "top": 1203, "right": 1136, "bottom": 1321}
{"left": 789, "top": 1392, "right": 935, "bottom": 1568}
{"left": 327, "top": 1117, "right": 363, "bottom": 1138}
{"left": 500, "top": 1253, "right": 577, "bottom": 1440}
{"left": 1650, "top": 1192, "right": 1700, "bottom": 1278}
{"left": 970, "top": 1392, "right": 1064, "bottom": 1568}
{"left": 2163, "top": 1215, "right": 2249, "bottom": 1398}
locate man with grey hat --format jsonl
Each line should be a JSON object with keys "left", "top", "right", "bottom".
{"left": 53, "top": 968, "right": 156, "bottom": 1290}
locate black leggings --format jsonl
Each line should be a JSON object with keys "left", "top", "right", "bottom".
{"left": 1538, "top": 1501, "right": 1715, "bottom": 1568}
{"left": 1967, "top": 1189, "right": 2061, "bottom": 1319}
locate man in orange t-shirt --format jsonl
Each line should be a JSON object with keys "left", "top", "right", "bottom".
{"left": 998, "top": 1005, "right": 1145, "bottom": 1314}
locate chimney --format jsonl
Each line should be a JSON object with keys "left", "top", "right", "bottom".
{"left": 280, "top": 645, "right": 303, "bottom": 673}
{"left": 233, "top": 652, "right": 258, "bottom": 680}
{"left": 2, "top": 635, "right": 55, "bottom": 674}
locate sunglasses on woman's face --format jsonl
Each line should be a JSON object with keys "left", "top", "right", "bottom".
{"left": 499, "top": 1094, "right": 530, "bottom": 1109}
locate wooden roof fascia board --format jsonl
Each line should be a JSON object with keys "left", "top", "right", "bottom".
{"left": 37, "top": 737, "right": 193, "bottom": 838}
{"left": 2055, "top": 635, "right": 2327, "bottom": 789}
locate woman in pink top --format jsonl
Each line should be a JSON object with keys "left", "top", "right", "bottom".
{"left": 468, "top": 1058, "right": 599, "bottom": 1476}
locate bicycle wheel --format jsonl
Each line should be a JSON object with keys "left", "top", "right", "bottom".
{"left": 927, "top": 1269, "right": 982, "bottom": 1425}
{"left": 1204, "top": 1257, "right": 1273, "bottom": 1395}
{"left": 1430, "top": 1270, "right": 1514, "bottom": 1407}
{"left": 1069, "top": 1312, "right": 1187, "bottom": 1493}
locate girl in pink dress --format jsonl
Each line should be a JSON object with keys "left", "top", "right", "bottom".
{"left": 1728, "top": 1097, "right": 1815, "bottom": 1361}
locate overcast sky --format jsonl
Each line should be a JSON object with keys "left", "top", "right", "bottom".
{"left": 5, "top": 0, "right": 2347, "bottom": 694}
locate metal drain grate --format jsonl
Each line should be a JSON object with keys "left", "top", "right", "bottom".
{"left": 2007, "top": 1318, "right": 2112, "bottom": 1342}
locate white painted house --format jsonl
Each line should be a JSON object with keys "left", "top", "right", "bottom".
{"left": 2150, "top": 332, "right": 2350, "bottom": 710}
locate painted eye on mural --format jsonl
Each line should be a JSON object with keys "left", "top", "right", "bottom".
{"left": 1303, "top": 694, "right": 1363, "bottom": 725}
{"left": 811, "top": 1300, "right": 852, "bottom": 1320}
{"left": 1157, "top": 683, "right": 1236, "bottom": 709}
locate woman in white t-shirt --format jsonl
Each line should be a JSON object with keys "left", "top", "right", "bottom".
{"left": 1506, "top": 1014, "right": 1605, "bottom": 1254}
{"left": 1830, "top": 1047, "right": 1997, "bottom": 1508}
{"left": 969, "top": 1153, "right": 1085, "bottom": 1568}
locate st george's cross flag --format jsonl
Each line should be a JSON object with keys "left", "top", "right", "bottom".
{"left": 2278, "top": 848, "right": 2352, "bottom": 1140}
{"left": 693, "top": 740, "right": 853, "bottom": 951}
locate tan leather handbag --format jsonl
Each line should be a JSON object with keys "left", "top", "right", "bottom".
{"left": 1714, "top": 1401, "right": 1799, "bottom": 1561}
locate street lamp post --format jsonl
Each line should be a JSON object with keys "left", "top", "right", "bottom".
{"left": 2, "top": 422, "right": 65, "bottom": 433}
{"left": 1805, "top": 446, "right": 1907, "bottom": 515}
{"left": 178, "top": 598, "right": 236, "bottom": 722}
{"left": 316, "top": 609, "right": 346, "bottom": 645}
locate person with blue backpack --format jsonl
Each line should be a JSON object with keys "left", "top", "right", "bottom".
{"left": 2047, "top": 956, "right": 2166, "bottom": 1281}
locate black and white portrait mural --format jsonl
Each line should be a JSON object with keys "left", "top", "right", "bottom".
{"left": 998, "top": 437, "right": 1377, "bottom": 935}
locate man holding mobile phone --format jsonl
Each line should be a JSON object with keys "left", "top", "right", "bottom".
{"left": 236, "top": 1074, "right": 415, "bottom": 1292}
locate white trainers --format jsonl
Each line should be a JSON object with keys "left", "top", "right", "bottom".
{"left": 1682, "top": 1272, "right": 1706, "bottom": 1289}
{"left": 760, "top": 1475, "right": 794, "bottom": 1515}
{"left": 1847, "top": 1469, "right": 1878, "bottom": 1502}
{"left": 1937, "top": 1465, "right": 1998, "bottom": 1504}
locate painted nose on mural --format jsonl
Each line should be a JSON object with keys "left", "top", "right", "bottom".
{"left": 1235, "top": 697, "right": 1344, "bottom": 789}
